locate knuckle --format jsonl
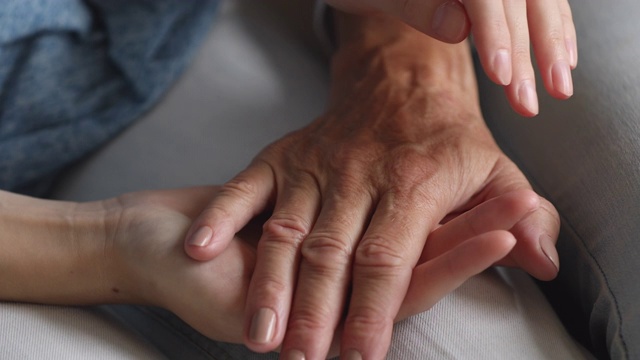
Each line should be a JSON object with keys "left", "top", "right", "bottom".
{"left": 345, "top": 306, "right": 391, "bottom": 335}
{"left": 288, "top": 307, "right": 333, "bottom": 334}
{"left": 262, "top": 215, "right": 310, "bottom": 245}
{"left": 385, "top": 149, "right": 437, "bottom": 187}
{"left": 301, "top": 231, "right": 353, "bottom": 268}
{"left": 355, "top": 236, "right": 406, "bottom": 270}
{"left": 252, "top": 272, "right": 289, "bottom": 299}
{"left": 544, "top": 29, "right": 566, "bottom": 51}
{"left": 512, "top": 46, "right": 532, "bottom": 63}
{"left": 220, "top": 176, "right": 258, "bottom": 200}
{"left": 203, "top": 203, "right": 232, "bottom": 223}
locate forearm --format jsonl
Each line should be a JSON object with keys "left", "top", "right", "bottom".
{"left": 0, "top": 191, "right": 126, "bottom": 305}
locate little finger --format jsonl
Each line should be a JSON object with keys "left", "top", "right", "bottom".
{"left": 503, "top": 0, "right": 539, "bottom": 116}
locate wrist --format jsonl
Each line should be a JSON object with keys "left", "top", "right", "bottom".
{"left": 330, "top": 11, "right": 478, "bottom": 101}
{"left": 0, "top": 191, "right": 124, "bottom": 304}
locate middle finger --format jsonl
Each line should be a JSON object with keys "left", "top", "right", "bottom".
{"left": 280, "top": 188, "right": 373, "bottom": 359}
{"left": 465, "top": 0, "right": 513, "bottom": 86}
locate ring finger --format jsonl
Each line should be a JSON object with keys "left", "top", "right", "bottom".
{"left": 503, "top": 0, "right": 538, "bottom": 116}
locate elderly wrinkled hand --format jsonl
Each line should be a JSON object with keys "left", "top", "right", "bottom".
{"left": 183, "top": 13, "right": 560, "bottom": 359}
{"left": 109, "top": 186, "right": 530, "bottom": 357}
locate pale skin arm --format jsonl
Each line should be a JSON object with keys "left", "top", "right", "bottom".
{"left": 0, "top": 186, "right": 534, "bottom": 354}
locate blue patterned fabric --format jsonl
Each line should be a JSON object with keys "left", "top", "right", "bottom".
{"left": 0, "top": 0, "right": 219, "bottom": 195}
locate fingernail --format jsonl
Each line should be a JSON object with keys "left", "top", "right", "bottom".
{"left": 566, "top": 38, "right": 578, "bottom": 68}
{"left": 539, "top": 235, "right": 559, "bottom": 272}
{"left": 493, "top": 49, "right": 512, "bottom": 86}
{"left": 249, "top": 308, "right": 276, "bottom": 344}
{"left": 551, "top": 60, "right": 573, "bottom": 98}
{"left": 187, "top": 226, "right": 212, "bottom": 247}
{"left": 432, "top": 1, "right": 468, "bottom": 42}
{"left": 344, "top": 349, "right": 363, "bottom": 360}
{"left": 285, "top": 349, "right": 305, "bottom": 360}
{"left": 518, "top": 80, "right": 539, "bottom": 115}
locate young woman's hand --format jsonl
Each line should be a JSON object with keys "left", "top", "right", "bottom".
{"left": 109, "top": 186, "right": 531, "bottom": 356}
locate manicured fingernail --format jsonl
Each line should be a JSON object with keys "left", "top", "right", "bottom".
{"left": 493, "top": 49, "right": 512, "bottom": 86}
{"left": 518, "top": 80, "right": 539, "bottom": 115}
{"left": 551, "top": 60, "right": 573, "bottom": 98}
{"left": 187, "top": 226, "right": 212, "bottom": 247}
{"left": 432, "top": 1, "right": 468, "bottom": 42}
{"left": 539, "top": 235, "right": 559, "bottom": 272}
{"left": 566, "top": 38, "right": 578, "bottom": 68}
{"left": 285, "top": 349, "right": 305, "bottom": 360}
{"left": 344, "top": 349, "right": 363, "bottom": 360}
{"left": 249, "top": 308, "right": 276, "bottom": 344}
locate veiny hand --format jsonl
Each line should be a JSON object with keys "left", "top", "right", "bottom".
{"left": 325, "top": 0, "right": 577, "bottom": 116}
{"left": 108, "top": 186, "right": 529, "bottom": 355}
{"left": 182, "top": 18, "right": 560, "bottom": 359}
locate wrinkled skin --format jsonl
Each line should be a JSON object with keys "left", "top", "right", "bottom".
{"left": 109, "top": 186, "right": 534, "bottom": 356}
{"left": 183, "top": 14, "right": 561, "bottom": 360}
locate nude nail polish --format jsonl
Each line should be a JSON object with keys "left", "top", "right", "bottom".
{"left": 566, "top": 38, "right": 578, "bottom": 68}
{"left": 432, "top": 1, "right": 468, "bottom": 42}
{"left": 493, "top": 49, "right": 512, "bottom": 86}
{"left": 187, "top": 226, "right": 212, "bottom": 247}
{"left": 539, "top": 235, "right": 559, "bottom": 272}
{"left": 518, "top": 80, "right": 539, "bottom": 116}
{"left": 344, "top": 349, "right": 363, "bottom": 360}
{"left": 551, "top": 61, "right": 573, "bottom": 98}
{"left": 249, "top": 308, "right": 276, "bottom": 344}
{"left": 285, "top": 349, "right": 305, "bottom": 360}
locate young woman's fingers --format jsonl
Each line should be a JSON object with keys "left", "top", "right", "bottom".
{"left": 558, "top": 0, "right": 578, "bottom": 68}
{"left": 503, "top": 0, "right": 539, "bottom": 116}
{"left": 465, "top": 0, "right": 513, "bottom": 86}
{"left": 422, "top": 189, "right": 539, "bottom": 262}
{"left": 183, "top": 161, "right": 273, "bottom": 261}
{"left": 528, "top": 0, "right": 573, "bottom": 99}
{"left": 398, "top": 230, "right": 516, "bottom": 320}
{"left": 242, "top": 179, "right": 321, "bottom": 353}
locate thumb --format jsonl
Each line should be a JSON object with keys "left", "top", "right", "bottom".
{"left": 372, "top": 0, "right": 470, "bottom": 43}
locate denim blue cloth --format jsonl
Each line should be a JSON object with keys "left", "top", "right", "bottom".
{"left": 0, "top": 0, "right": 219, "bottom": 195}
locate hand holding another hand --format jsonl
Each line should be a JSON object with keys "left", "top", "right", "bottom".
{"left": 109, "top": 186, "right": 532, "bottom": 356}
{"left": 183, "top": 16, "right": 560, "bottom": 360}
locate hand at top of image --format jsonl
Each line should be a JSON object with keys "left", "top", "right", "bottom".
{"left": 325, "top": 0, "right": 577, "bottom": 116}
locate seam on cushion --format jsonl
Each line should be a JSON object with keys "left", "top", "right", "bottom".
{"left": 495, "top": 136, "right": 629, "bottom": 360}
